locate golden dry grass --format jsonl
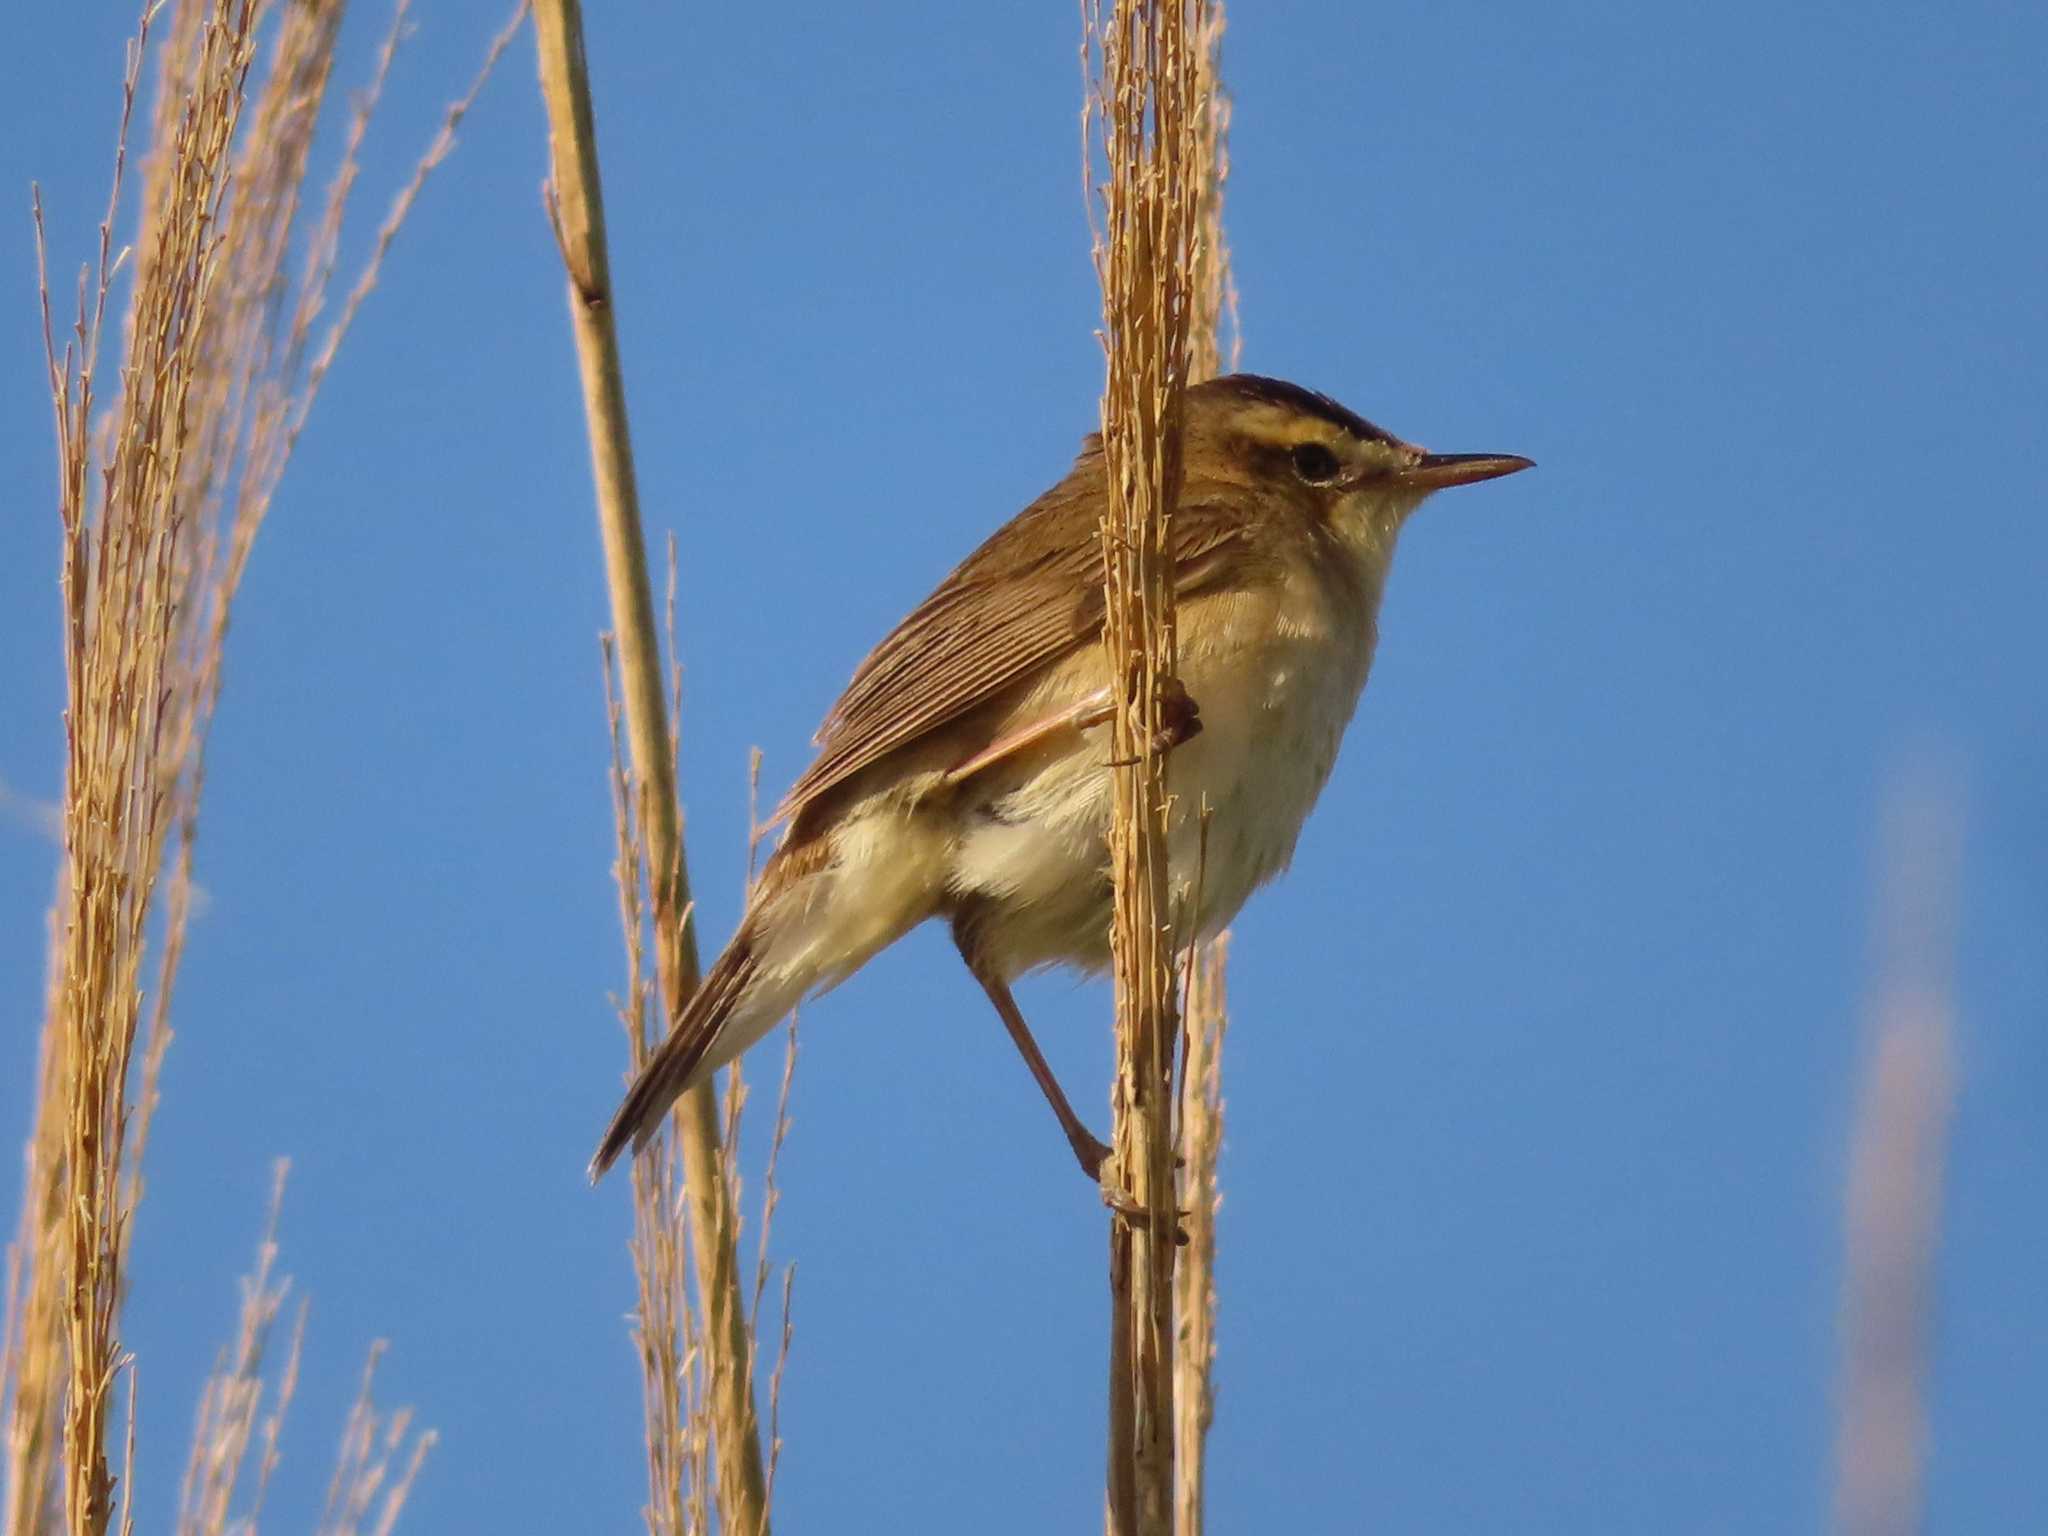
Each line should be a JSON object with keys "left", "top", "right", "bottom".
{"left": 311, "top": 1344, "right": 434, "bottom": 1536}
{"left": 1084, "top": 2, "right": 1218, "bottom": 1529}
{"left": 1173, "top": 16, "right": 1233, "bottom": 1532}
{"left": 176, "top": 1163, "right": 306, "bottom": 1536}
{"left": 4, "top": 3, "right": 521, "bottom": 1532}
{"left": 4, "top": 956, "right": 71, "bottom": 1536}
{"left": 3, "top": 1, "right": 1237, "bottom": 1530}
{"left": 531, "top": 5, "right": 782, "bottom": 1528}
{"left": 1172, "top": 937, "right": 1228, "bottom": 1536}
{"left": 37, "top": 8, "right": 270, "bottom": 1522}
{"left": 602, "top": 644, "right": 708, "bottom": 1535}
{"left": 601, "top": 636, "right": 794, "bottom": 1536}
{"left": 172, "top": 1164, "right": 434, "bottom": 1536}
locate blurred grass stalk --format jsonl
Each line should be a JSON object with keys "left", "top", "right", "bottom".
{"left": 1172, "top": 936, "right": 1227, "bottom": 1536}
{"left": 1086, "top": 1, "right": 1216, "bottom": 1530}
{"left": 598, "top": 657, "right": 706, "bottom": 1536}
{"left": 528, "top": 5, "right": 773, "bottom": 1531}
{"left": 601, "top": 632, "right": 795, "bottom": 1536}
{"left": 3, "top": 2, "right": 516, "bottom": 1530}
{"left": 1173, "top": 17, "right": 1233, "bottom": 1532}
{"left": 1832, "top": 761, "right": 1962, "bottom": 1536}
{"left": 175, "top": 1161, "right": 436, "bottom": 1536}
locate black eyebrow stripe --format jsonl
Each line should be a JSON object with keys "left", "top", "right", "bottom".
{"left": 1209, "top": 373, "right": 1399, "bottom": 445}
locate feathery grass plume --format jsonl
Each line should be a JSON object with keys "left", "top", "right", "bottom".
{"left": 312, "top": 1347, "right": 434, "bottom": 1536}
{"left": 597, "top": 469, "right": 795, "bottom": 1536}
{"left": 1832, "top": 760, "right": 1962, "bottom": 1536}
{"left": 175, "top": 1162, "right": 303, "bottom": 1536}
{"left": 1084, "top": 1, "right": 1212, "bottom": 1529}
{"left": 5, "top": 5, "right": 519, "bottom": 1531}
{"left": 1173, "top": 14, "right": 1231, "bottom": 1533}
{"left": 175, "top": 1164, "right": 433, "bottom": 1536}
{"left": 530, "top": 6, "right": 774, "bottom": 1528}
{"left": 38, "top": 7, "right": 266, "bottom": 1525}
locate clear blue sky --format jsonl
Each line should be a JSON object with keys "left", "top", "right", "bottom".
{"left": 4, "top": 3, "right": 2044, "bottom": 1531}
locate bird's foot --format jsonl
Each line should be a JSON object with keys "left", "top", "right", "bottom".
{"left": 1091, "top": 1144, "right": 1191, "bottom": 1246}
{"left": 1072, "top": 1128, "right": 1114, "bottom": 1181}
{"left": 1151, "top": 677, "right": 1203, "bottom": 754}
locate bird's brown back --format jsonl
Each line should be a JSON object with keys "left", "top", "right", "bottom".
{"left": 771, "top": 375, "right": 1368, "bottom": 834}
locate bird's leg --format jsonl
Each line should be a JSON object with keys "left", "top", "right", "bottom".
{"left": 941, "top": 680, "right": 1202, "bottom": 788}
{"left": 942, "top": 688, "right": 1118, "bottom": 786}
{"left": 1101, "top": 677, "right": 1204, "bottom": 767}
{"left": 953, "top": 930, "right": 1111, "bottom": 1180}
{"left": 952, "top": 928, "right": 1194, "bottom": 1241}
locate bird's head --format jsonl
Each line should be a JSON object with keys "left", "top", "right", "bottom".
{"left": 1182, "top": 373, "right": 1532, "bottom": 562}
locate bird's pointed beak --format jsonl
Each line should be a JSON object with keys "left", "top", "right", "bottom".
{"left": 1397, "top": 451, "right": 1535, "bottom": 491}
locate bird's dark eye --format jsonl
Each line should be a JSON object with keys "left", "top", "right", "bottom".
{"left": 1290, "top": 442, "right": 1342, "bottom": 484}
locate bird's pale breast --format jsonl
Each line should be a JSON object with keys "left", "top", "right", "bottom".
{"left": 949, "top": 566, "right": 1377, "bottom": 980}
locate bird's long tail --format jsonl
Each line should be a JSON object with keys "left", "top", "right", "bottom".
{"left": 589, "top": 800, "right": 946, "bottom": 1181}
{"left": 588, "top": 927, "right": 767, "bottom": 1181}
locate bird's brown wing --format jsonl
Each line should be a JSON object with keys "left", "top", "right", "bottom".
{"left": 773, "top": 473, "right": 1251, "bottom": 825}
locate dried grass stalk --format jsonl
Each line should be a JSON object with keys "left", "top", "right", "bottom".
{"left": 4, "top": 947, "right": 71, "bottom": 1536}
{"left": 171, "top": 1175, "right": 433, "bottom": 1536}
{"left": 175, "top": 1161, "right": 304, "bottom": 1536}
{"left": 168, "top": 1172, "right": 436, "bottom": 1536}
{"left": 1084, "top": 2, "right": 1213, "bottom": 1530}
{"left": 178, "top": 1170, "right": 440, "bottom": 1536}
{"left": 1185, "top": 5, "right": 1237, "bottom": 390}
{"left": 1172, "top": 937, "right": 1227, "bottom": 1536}
{"left": 1173, "top": 16, "right": 1231, "bottom": 1533}
{"left": 313, "top": 1347, "right": 435, "bottom": 1536}
{"left": 603, "top": 644, "right": 703, "bottom": 1536}
{"left": 530, "top": 6, "right": 772, "bottom": 1530}
{"left": 40, "top": 7, "right": 266, "bottom": 1526}
{"left": 5, "top": 4, "right": 517, "bottom": 1531}
{"left": 603, "top": 588, "right": 796, "bottom": 1536}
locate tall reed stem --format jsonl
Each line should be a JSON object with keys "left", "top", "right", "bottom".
{"left": 1087, "top": 3, "right": 1211, "bottom": 1530}
{"left": 529, "top": 7, "right": 770, "bottom": 1531}
{"left": 1173, "top": 15, "right": 1232, "bottom": 1532}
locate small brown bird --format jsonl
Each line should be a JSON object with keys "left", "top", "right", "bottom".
{"left": 590, "top": 374, "right": 1529, "bottom": 1182}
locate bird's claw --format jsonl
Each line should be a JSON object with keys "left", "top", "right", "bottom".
{"left": 1152, "top": 677, "right": 1202, "bottom": 754}
{"left": 1094, "top": 1148, "right": 1192, "bottom": 1246}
